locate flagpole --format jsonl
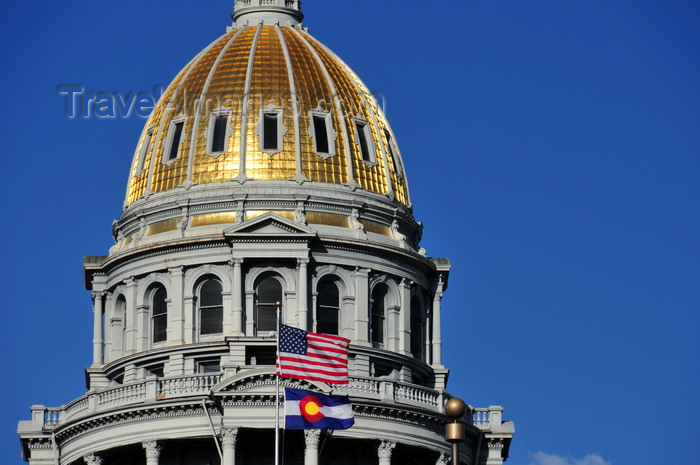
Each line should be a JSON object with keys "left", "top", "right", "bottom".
{"left": 275, "top": 301, "right": 281, "bottom": 465}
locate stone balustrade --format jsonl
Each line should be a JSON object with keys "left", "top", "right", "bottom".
{"left": 31, "top": 375, "right": 503, "bottom": 433}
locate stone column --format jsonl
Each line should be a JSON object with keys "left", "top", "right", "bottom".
{"left": 169, "top": 266, "right": 185, "bottom": 344}
{"left": 221, "top": 428, "right": 238, "bottom": 465}
{"left": 297, "top": 258, "right": 309, "bottom": 329}
{"left": 431, "top": 276, "right": 444, "bottom": 366}
{"left": 398, "top": 279, "right": 411, "bottom": 356}
{"left": 304, "top": 429, "right": 321, "bottom": 465}
{"left": 231, "top": 258, "right": 244, "bottom": 335}
{"left": 124, "top": 277, "right": 138, "bottom": 354}
{"left": 352, "top": 268, "right": 370, "bottom": 344}
{"left": 377, "top": 440, "right": 396, "bottom": 465}
{"left": 142, "top": 441, "right": 162, "bottom": 465}
{"left": 91, "top": 291, "right": 104, "bottom": 367}
{"left": 83, "top": 453, "right": 103, "bottom": 465}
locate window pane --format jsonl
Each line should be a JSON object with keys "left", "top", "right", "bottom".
{"left": 313, "top": 115, "right": 329, "bottom": 153}
{"left": 168, "top": 121, "right": 184, "bottom": 160}
{"left": 201, "top": 307, "right": 223, "bottom": 334}
{"left": 200, "top": 279, "right": 222, "bottom": 307}
{"left": 370, "top": 286, "right": 386, "bottom": 344}
{"left": 211, "top": 115, "right": 228, "bottom": 152}
{"left": 152, "top": 286, "right": 167, "bottom": 343}
{"left": 263, "top": 113, "right": 278, "bottom": 150}
{"left": 410, "top": 296, "right": 424, "bottom": 360}
{"left": 257, "top": 277, "right": 282, "bottom": 333}
{"left": 317, "top": 280, "right": 339, "bottom": 335}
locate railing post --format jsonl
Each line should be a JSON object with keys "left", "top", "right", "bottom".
{"left": 30, "top": 405, "right": 46, "bottom": 428}
{"left": 488, "top": 405, "right": 503, "bottom": 428}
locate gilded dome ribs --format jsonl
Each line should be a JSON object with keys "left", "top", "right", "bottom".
{"left": 125, "top": 25, "right": 411, "bottom": 210}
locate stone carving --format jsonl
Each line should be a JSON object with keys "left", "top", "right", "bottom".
{"left": 83, "top": 454, "right": 103, "bottom": 465}
{"left": 390, "top": 219, "right": 406, "bottom": 246}
{"left": 350, "top": 208, "right": 364, "bottom": 231}
{"left": 294, "top": 204, "right": 306, "bottom": 225}
{"left": 377, "top": 440, "right": 396, "bottom": 459}
{"left": 221, "top": 428, "right": 238, "bottom": 446}
{"left": 436, "top": 452, "right": 450, "bottom": 465}
{"left": 142, "top": 441, "right": 162, "bottom": 458}
{"left": 304, "top": 429, "right": 321, "bottom": 446}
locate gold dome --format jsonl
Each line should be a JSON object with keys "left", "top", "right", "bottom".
{"left": 126, "top": 21, "right": 409, "bottom": 208}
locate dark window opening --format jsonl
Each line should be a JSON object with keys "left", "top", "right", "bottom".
{"left": 355, "top": 120, "right": 372, "bottom": 162}
{"left": 410, "top": 296, "right": 425, "bottom": 361}
{"left": 384, "top": 129, "right": 403, "bottom": 177}
{"left": 256, "top": 277, "right": 282, "bottom": 333}
{"left": 167, "top": 121, "right": 184, "bottom": 161}
{"left": 198, "top": 360, "right": 221, "bottom": 373}
{"left": 199, "top": 279, "right": 223, "bottom": 335}
{"left": 317, "top": 280, "right": 339, "bottom": 335}
{"left": 245, "top": 346, "right": 277, "bottom": 365}
{"left": 313, "top": 115, "right": 330, "bottom": 153}
{"left": 211, "top": 114, "right": 228, "bottom": 153}
{"left": 263, "top": 112, "right": 278, "bottom": 150}
{"left": 370, "top": 285, "right": 387, "bottom": 346}
{"left": 152, "top": 286, "right": 167, "bottom": 343}
{"left": 138, "top": 131, "right": 153, "bottom": 172}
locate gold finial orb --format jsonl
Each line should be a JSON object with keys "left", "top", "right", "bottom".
{"left": 445, "top": 397, "right": 466, "bottom": 420}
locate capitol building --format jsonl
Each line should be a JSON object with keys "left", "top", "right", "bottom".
{"left": 18, "top": 1, "right": 514, "bottom": 464}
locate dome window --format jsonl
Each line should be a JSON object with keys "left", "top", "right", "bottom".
{"left": 136, "top": 127, "right": 154, "bottom": 172}
{"left": 164, "top": 116, "right": 186, "bottom": 162}
{"left": 354, "top": 118, "right": 376, "bottom": 165}
{"left": 384, "top": 129, "right": 403, "bottom": 179}
{"left": 257, "top": 105, "right": 286, "bottom": 155}
{"left": 207, "top": 110, "right": 231, "bottom": 156}
{"left": 309, "top": 109, "right": 335, "bottom": 158}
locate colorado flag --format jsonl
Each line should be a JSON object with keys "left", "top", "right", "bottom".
{"left": 284, "top": 387, "right": 354, "bottom": 430}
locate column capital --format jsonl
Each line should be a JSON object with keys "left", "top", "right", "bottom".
{"left": 436, "top": 452, "right": 450, "bottom": 465}
{"left": 168, "top": 266, "right": 184, "bottom": 276}
{"left": 378, "top": 440, "right": 396, "bottom": 459}
{"left": 83, "top": 454, "right": 103, "bottom": 465}
{"left": 304, "top": 429, "right": 321, "bottom": 446}
{"left": 221, "top": 427, "right": 239, "bottom": 446}
{"left": 91, "top": 290, "right": 105, "bottom": 300}
{"left": 142, "top": 441, "right": 162, "bottom": 458}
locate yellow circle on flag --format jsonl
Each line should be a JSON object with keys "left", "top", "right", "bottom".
{"left": 304, "top": 401, "right": 321, "bottom": 416}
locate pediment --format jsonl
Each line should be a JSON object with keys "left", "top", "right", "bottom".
{"left": 212, "top": 367, "right": 330, "bottom": 395}
{"left": 223, "top": 212, "right": 317, "bottom": 239}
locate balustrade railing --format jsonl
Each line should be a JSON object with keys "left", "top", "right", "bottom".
{"left": 36, "top": 373, "right": 504, "bottom": 431}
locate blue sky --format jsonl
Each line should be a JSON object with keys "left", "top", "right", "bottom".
{"left": 2, "top": 1, "right": 698, "bottom": 464}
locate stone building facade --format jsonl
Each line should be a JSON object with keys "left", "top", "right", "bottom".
{"left": 18, "top": 2, "right": 514, "bottom": 464}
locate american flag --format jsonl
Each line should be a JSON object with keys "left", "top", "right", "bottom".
{"left": 276, "top": 324, "right": 350, "bottom": 384}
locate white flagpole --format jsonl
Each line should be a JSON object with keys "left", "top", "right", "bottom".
{"left": 275, "top": 301, "right": 281, "bottom": 465}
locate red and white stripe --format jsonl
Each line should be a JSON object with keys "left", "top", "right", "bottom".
{"left": 277, "top": 332, "right": 350, "bottom": 384}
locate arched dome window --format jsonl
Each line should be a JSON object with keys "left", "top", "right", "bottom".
{"left": 198, "top": 278, "right": 223, "bottom": 335}
{"left": 115, "top": 294, "right": 127, "bottom": 356}
{"left": 410, "top": 295, "right": 425, "bottom": 361}
{"left": 316, "top": 279, "right": 339, "bottom": 335}
{"left": 255, "top": 276, "right": 282, "bottom": 334}
{"left": 150, "top": 285, "right": 168, "bottom": 344}
{"left": 370, "top": 284, "right": 388, "bottom": 346}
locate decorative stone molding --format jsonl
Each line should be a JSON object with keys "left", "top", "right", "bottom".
{"left": 377, "top": 440, "right": 396, "bottom": 459}
{"left": 221, "top": 428, "right": 239, "bottom": 446}
{"left": 143, "top": 440, "right": 162, "bottom": 458}
{"left": 304, "top": 429, "right": 321, "bottom": 446}
{"left": 436, "top": 452, "right": 450, "bottom": 465}
{"left": 83, "top": 453, "right": 103, "bottom": 465}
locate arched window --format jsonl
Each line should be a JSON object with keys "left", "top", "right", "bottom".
{"left": 199, "top": 278, "right": 223, "bottom": 335}
{"left": 255, "top": 276, "right": 282, "bottom": 334}
{"left": 410, "top": 296, "right": 425, "bottom": 361}
{"left": 370, "top": 285, "right": 387, "bottom": 346}
{"left": 151, "top": 285, "right": 168, "bottom": 343}
{"left": 116, "top": 294, "right": 127, "bottom": 354}
{"left": 316, "top": 279, "right": 339, "bottom": 335}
